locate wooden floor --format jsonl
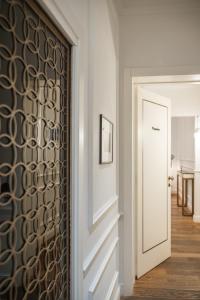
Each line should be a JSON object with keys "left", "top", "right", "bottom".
{"left": 122, "top": 195, "right": 200, "bottom": 300}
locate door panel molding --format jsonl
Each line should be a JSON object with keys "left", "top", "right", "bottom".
{"left": 142, "top": 100, "right": 169, "bottom": 253}
{"left": 137, "top": 87, "right": 171, "bottom": 278}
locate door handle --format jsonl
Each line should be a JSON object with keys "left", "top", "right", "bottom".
{"left": 152, "top": 126, "right": 160, "bottom": 131}
{"left": 168, "top": 176, "right": 174, "bottom": 187}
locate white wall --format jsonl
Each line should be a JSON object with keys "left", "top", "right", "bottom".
{"left": 144, "top": 84, "right": 200, "bottom": 116}
{"left": 171, "top": 117, "right": 195, "bottom": 163}
{"left": 144, "top": 83, "right": 200, "bottom": 194}
{"left": 171, "top": 117, "right": 195, "bottom": 203}
{"left": 42, "top": 1, "right": 120, "bottom": 300}
{"left": 119, "top": 0, "right": 200, "bottom": 296}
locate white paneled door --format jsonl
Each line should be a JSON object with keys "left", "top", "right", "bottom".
{"left": 137, "top": 87, "right": 171, "bottom": 278}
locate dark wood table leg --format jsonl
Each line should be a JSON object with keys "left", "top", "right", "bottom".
{"left": 177, "top": 174, "right": 181, "bottom": 207}
{"left": 185, "top": 178, "right": 188, "bottom": 207}
{"left": 182, "top": 177, "right": 185, "bottom": 216}
{"left": 183, "top": 178, "right": 194, "bottom": 217}
{"left": 192, "top": 178, "right": 194, "bottom": 215}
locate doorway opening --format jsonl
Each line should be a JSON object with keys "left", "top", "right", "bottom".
{"left": 126, "top": 75, "right": 200, "bottom": 299}
{"left": 135, "top": 83, "right": 200, "bottom": 299}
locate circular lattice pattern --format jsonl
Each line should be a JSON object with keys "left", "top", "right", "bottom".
{"left": 0, "top": 1, "right": 71, "bottom": 299}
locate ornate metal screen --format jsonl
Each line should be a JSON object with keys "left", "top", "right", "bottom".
{"left": 0, "top": 0, "right": 71, "bottom": 299}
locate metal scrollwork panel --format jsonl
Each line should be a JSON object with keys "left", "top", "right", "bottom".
{"left": 0, "top": 0, "right": 71, "bottom": 299}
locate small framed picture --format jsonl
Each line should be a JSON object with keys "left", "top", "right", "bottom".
{"left": 99, "top": 114, "right": 113, "bottom": 164}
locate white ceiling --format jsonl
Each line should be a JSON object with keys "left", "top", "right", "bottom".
{"left": 115, "top": 0, "right": 200, "bottom": 15}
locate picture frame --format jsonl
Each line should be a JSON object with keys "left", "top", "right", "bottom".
{"left": 99, "top": 114, "right": 113, "bottom": 164}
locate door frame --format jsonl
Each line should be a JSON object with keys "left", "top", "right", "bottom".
{"left": 120, "top": 70, "right": 200, "bottom": 296}
{"left": 37, "top": 1, "right": 82, "bottom": 299}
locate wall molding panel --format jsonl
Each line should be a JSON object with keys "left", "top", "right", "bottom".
{"left": 88, "top": 237, "right": 119, "bottom": 300}
{"left": 83, "top": 213, "right": 120, "bottom": 276}
{"left": 105, "top": 271, "right": 119, "bottom": 300}
{"left": 88, "top": 0, "right": 118, "bottom": 232}
{"left": 89, "top": 195, "right": 119, "bottom": 229}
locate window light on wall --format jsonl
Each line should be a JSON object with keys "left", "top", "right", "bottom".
{"left": 194, "top": 115, "right": 200, "bottom": 137}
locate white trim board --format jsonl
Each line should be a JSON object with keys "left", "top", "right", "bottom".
{"left": 105, "top": 271, "right": 119, "bottom": 300}
{"left": 90, "top": 195, "right": 119, "bottom": 230}
{"left": 71, "top": 44, "right": 83, "bottom": 300}
{"left": 120, "top": 70, "right": 200, "bottom": 296}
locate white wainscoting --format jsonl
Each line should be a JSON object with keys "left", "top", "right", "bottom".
{"left": 105, "top": 271, "right": 119, "bottom": 300}
{"left": 113, "top": 286, "right": 120, "bottom": 300}
{"left": 87, "top": 0, "right": 117, "bottom": 231}
{"left": 83, "top": 213, "right": 120, "bottom": 276}
{"left": 88, "top": 237, "right": 119, "bottom": 300}
{"left": 89, "top": 195, "right": 119, "bottom": 229}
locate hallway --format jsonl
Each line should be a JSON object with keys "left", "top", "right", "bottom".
{"left": 124, "top": 195, "right": 200, "bottom": 300}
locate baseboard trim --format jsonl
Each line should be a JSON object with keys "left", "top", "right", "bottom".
{"left": 193, "top": 215, "right": 200, "bottom": 223}
{"left": 120, "top": 283, "right": 134, "bottom": 297}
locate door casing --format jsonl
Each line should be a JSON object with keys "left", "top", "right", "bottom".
{"left": 37, "top": 1, "right": 82, "bottom": 299}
